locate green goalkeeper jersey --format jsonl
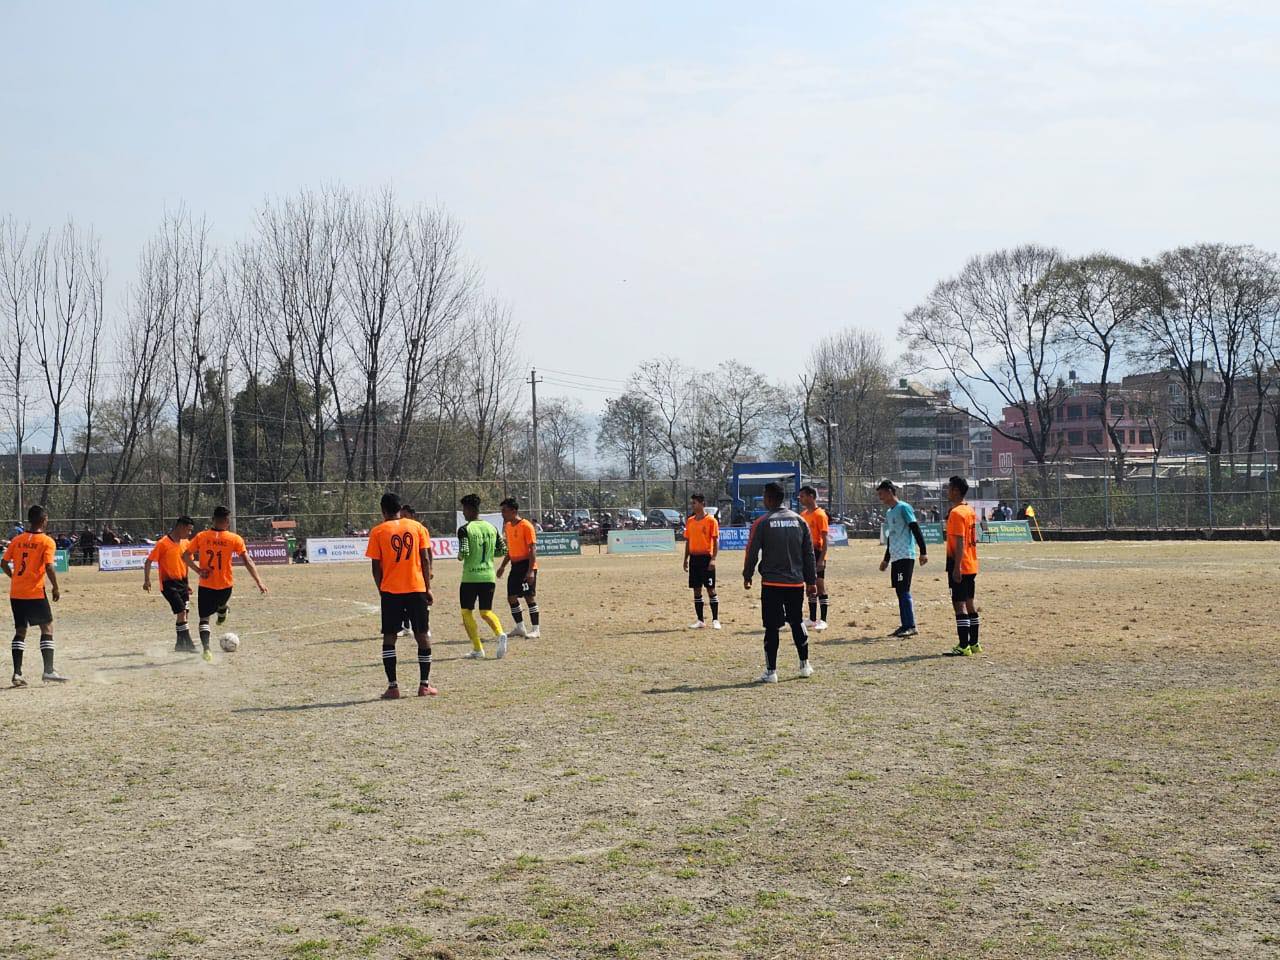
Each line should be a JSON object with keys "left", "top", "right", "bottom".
{"left": 457, "top": 519, "right": 505, "bottom": 583}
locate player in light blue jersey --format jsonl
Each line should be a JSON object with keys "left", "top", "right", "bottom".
{"left": 877, "top": 480, "right": 929, "bottom": 637}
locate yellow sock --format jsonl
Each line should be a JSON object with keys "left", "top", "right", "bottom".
{"left": 461, "top": 610, "right": 482, "bottom": 651}
{"left": 480, "top": 609, "right": 505, "bottom": 637}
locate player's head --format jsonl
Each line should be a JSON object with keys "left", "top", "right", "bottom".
{"left": 173, "top": 515, "right": 195, "bottom": 537}
{"left": 380, "top": 491, "right": 402, "bottom": 520}
{"left": 947, "top": 475, "right": 969, "bottom": 504}
{"left": 876, "top": 479, "right": 898, "bottom": 506}
{"left": 499, "top": 497, "right": 519, "bottom": 522}
{"left": 762, "top": 481, "right": 785, "bottom": 510}
{"left": 398, "top": 503, "right": 416, "bottom": 519}
{"left": 211, "top": 505, "right": 231, "bottom": 530}
{"left": 689, "top": 492, "right": 705, "bottom": 515}
{"left": 27, "top": 504, "right": 48, "bottom": 531}
{"left": 460, "top": 493, "right": 481, "bottom": 521}
{"left": 798, "top": 484, "right": 817, "bottom": 509}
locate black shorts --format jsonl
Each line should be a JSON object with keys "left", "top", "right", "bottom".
{"left": 889, "top": 559, "right": 915, "bottom": 594}
{"left": 197, "top": 586, "right": 233, "bottom": 619}
{"left": 946, "top": 559, "right": 976, "bottom": 602}
{"left": 11, "top": 597, "right": 52, "bottom": 629}
{"left": 760, "top": 585, "right": 806, "bottom": 630}
{"left": 459, "top": 581, "right": 496, "bottom": 610}
{"left": 507, "top": 561, "right": 537, "bottom": 599}
{"left": 381, "top": 591, "right": 430, "bottom": 636}
{"left": 688, "top": 554, "right": 716, "bottom": 591}
{"left": 814, "top": 550, "right": 826, "bottom": 578}
{"left": 161, "top": 579, "right": 191, "bottom": 615}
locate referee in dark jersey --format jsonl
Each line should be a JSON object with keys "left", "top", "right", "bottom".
{"left": 743, "top": 482, "right": 817, "bottom": 684}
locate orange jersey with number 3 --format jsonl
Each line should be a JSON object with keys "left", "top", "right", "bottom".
{"left": 683, "top": 514, "right": 719, "bottom": 556}
{"left": 188, "top": 529, "right": 247, "bottom": 590}
{"left": 3, "top": 532, "right": 56, "bottom": 600}
{"left": 366, "top": 518, "right": 428, "bottom": 594}
{"left": 504, "top": 518, "right": 538, "bottom": 568}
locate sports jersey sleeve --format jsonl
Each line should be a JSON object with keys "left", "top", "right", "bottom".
{"left": 457, "top": 525, "right": 470, "bottom": 558}
{"left": 901, "top": 502, "right": 916, "bottom": 524}
{"left": 365, "top": 528, "right": 383, "bottom": 560}
{"left": 232, "top": 534, "right": 248, "bottom": 556}
{"left": 147, "top": 541, "right": 163, "bottom": 563}
{"left": 0, "top": 541, "right": 13, "bottom": 565}
{"left": 946, "top": 510, "right": 964, "bottom": 543}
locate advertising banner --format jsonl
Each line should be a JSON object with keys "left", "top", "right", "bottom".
{"left": 98, "top": 544, "right": 152, "bottom": 572}
{"left": 718, "top": 526, "right": 751, "bottom": 551}
{"left": 607, "top": 529, "right": 675, "bottom": 555}
{"left": 917, "top": 522, "right": 946, "bottom": 545}
{"left": 305, "top": 537, "right": 366, "bottom": 563}
{"left": 54, "top": 549, "right": 70, "bottom": 573}
{"left": 238, "top": 541, "right": 289, "bottom": 565}
{"left": 828, "top": 523, "right": 849, "bottom": 547}
{"left": 537, "top": 532, "right": 582, "bottom": 557}
{"left": 431, "top": 537, "right": 459, "bottom": 560}
{"left": 455, "top": 511, "right": 504, "bottom": 532}
{"left": 980, "top": 520, "right": 1034, "bottom": 543}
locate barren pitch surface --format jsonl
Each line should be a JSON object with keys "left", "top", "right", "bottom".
{"left": 2, "top": 541, "right": 1277, "bottom": 959}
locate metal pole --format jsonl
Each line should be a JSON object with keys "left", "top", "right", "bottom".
{"left": 528, "top": 368, "right": 543, "bottom": 523}
{"left": 1265, "top": 450, "right": 1272, "bottom": 534}
{"left": 1206, "top": 454, "right": 1214, "bottom": 531}
{"left": 1103, "top": 460, "right": 1111, "bottom": 531}
{"left": 640, "top": 428, "right": 648, "bottom": 510}
{"left": 825, "top": 422, "right": 834, "bottom": 513}
{"left": 1153, "top": 457, "right": 1160, "bottom": 531}
{"left": 834, "top": 426, "right": 844, "bottom": 518}
{"left": 223, "top": 355, "right": 237, "bottom": 532}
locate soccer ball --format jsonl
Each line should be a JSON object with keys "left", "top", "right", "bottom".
{"left": 220, "top": 632, "right": 241, "bottom": 653}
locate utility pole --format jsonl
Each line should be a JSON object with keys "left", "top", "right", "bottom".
{"left": 528, "top": 368, "right": 543, "bottom": 522}
{"left": 222, "top": 354, "right": 237, "bottom": 532}
{"left": 640, "top": 426, "right": 648, "bottom": 511}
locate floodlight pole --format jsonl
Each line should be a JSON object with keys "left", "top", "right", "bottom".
{"left": 529, "top": 368, "right": 543, "bottom": 522}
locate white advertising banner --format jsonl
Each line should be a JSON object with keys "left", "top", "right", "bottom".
{"left": 98, "top": 544, "right": 153, "bottom": 572}
{"left": 305, "top": 537, "right": 367, "bottom": 564}
{"left": 431, "top": 537, "right": 459, "bottom": 560}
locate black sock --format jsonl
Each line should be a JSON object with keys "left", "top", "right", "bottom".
{"left": 819, "top": 595, "right": 829, "bottom": 622}
{"left": 694, "top": 598, "right": 705, "bottom": 623}
{"left": 177, "top": 624, "right": 191, "bottom": 648}
{"left": 40, "top": 635, "right": 54, "bottom": 673}
{"left": 808, "top": 599, "right": 818, "bottom": 621}
{"left": 11, "top": 636, "right": 23, "bottom": 674}
{"left": 709, "top": 596, "right": 719, "bottom": 621}
{"left": 763, "top": 627, "right": 780, "bottom": 672}
{"left": 418, "top": 648, "right": 432, "bottom": 684}
{"left": 955, "top": 613, "right": 969, "bottom": 647}
{"left": 969, "top": 614, "right": 980, "bottom": 647}
{"left": 199, "top": 622, "right": 211, "bottom": 650}
{"left": 382, "top": 638, "right": 397, "bottom": 685}
{"left": 528, "top": 603, "right": 539, "bottom": 627}
{"left": 510, "top": 604, "right": 524, "bottom": 625}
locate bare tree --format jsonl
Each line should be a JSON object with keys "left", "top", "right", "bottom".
{"left": 1048, "top": 254, "right": 1152, "bottom": 481}
{"left": 538, "top": 397, "right": 588, "bottom": 480}
{"left": 687, "top": 361, "right": 779, "bottom": 481}
{"left": 808, "top": 329, "right": 895, "bottom": 478}
{"left": 902, "top": 244, "right": 1070, "bottom": 475}
{"left": 0, "top": 218, "right": 35, "bottom": 519}
{"left": 1132, "top": 244, "right": 1276, "bottom": 482}
{"left": 67, "top": 236, "right": 106, "bottom": 525}
{"left": 632, "top": 357, "right": 695, "bottom": 488}
{"left": 459, "top": 299, "right": 520, "bottom": 477}
{"left": 597, "top": 391, "right": 657, "bottom": 479}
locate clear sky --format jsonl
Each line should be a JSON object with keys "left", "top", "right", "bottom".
{"left": 4, "top": 0, "right": 1279, "bottom": 410}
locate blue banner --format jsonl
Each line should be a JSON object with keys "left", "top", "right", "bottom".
{"left": 718, "top": 526, "right": 751, "bottom": 550}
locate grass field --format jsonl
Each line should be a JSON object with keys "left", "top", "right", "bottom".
{"left": 1, "top": 540, "right": 1277, "bottom": 960}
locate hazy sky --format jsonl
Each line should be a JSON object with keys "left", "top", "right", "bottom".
{"left": 4, "top": 0, "right": 1279, "bottom": 411}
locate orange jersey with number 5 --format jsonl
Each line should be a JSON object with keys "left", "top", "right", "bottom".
{"left": 3, "top": 532, "right": 56, "bottom": 600}
{"left": 187, "top": 529, "right": 247, "bottom": 590}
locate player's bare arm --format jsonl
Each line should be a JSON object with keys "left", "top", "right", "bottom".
{"left": 143, "top": 559, "right": 153, "bottom": 591}
{"left": 525, "top": 542, "right": 537, "bottom": 582}
{"left": 370, "top": 559, "right": 383, "bottom": 590}
{"left": 47, "top": 567, "right": 60, "bottom": 603}
{"left": 951, "top": 535, "right": 965, "bottom": 582}
{"left": 0, "top": 559, "right": 12, "bottom": 579}
{"left": 244, "top": 554, "right": 268, "bottom": 593}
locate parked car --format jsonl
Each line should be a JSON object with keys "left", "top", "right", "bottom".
{"left": 622, "top": 508, "right": 646, "bottom": 528}
{"left": 646, "top": 508, "right": 682, "bottom": 528}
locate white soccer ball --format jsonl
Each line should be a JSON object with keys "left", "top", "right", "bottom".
{"left": 219, "top": 632, "right": 241, "bottom": 653}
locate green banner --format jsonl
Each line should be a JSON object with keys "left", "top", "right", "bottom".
{"left": 537, "top": 532, "right": 582, "bottom": 557}
{"left": 607, "top": 529, "right": 675, "bottom": 555}
{"left": 55, "top": 549, "right": 70, "bottom": 573}
{"left": 980, "top": 520, "right": 1034, "bottom": 542}
{"left": 918, "top": 523, "right": 945, "bottom": 545}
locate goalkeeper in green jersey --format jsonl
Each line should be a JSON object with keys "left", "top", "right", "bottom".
{"left": 457, "top": 493, "right": 509, "bottom": 660}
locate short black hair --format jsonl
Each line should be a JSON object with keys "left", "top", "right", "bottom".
{"left": 798, "top": 484, "right": 817, "bottom": 497}
{"left": 876, "top": 480, "right": 896, "bottom": 493}
{"left": 948, "top": 475, "right": 970, "bottom": 496}
{"left": 175, "top": 515, "right": 195, "bottom": 527}
{"left": 380, "top": 492, "right": 402, "bottom": 515}
{"left": 460, "top": 493, "right": 481, "bottom": 510}
{"left": 499, "top": 497, "right": 519, "bottom": 510}
{"left": 763, "top": 481, "right": 785, "bottom": 504}
{"left": 27, "top": 504, "right": 47, "bottom": 526}
{"left": 400, "top": 504, "right": 416, "bottom": 517}
{"left": 212, "top": 505, "right": 231, "bottom": 521}
{"left": 689, "top": 493, "right": 705, "bottom": 504}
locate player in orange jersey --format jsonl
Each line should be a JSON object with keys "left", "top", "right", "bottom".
{"left": 496, "top": 497, "right": 540, "bottom": 638}
{"left": 183, "top": 506, "right": 267, "bottom": 662}
{"left": 396, "top": 504, "right": 433, "bottom": 639}
{"left": 943, "top": 476, "right": 982, "bottom": 657}
{"left": 682, "top": 493, "right": 721, "bottom": 629}
{"left": 367, "top": 492, "right": 435, "bottom": 699}
{"left": 798, "top": 485, "right": 830, "bottom": 631}
{"left": 143, "top": 515, "right": 196, "bottom": 653}
{"left": 1, "top": 504, "right": 66, "bottom": 686}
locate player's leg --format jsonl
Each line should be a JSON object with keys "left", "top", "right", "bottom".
{"left": 691, "top": 584, "right": 705, "bottom": 629}
{"left": 758, "top": 587, "right": 781, "bottom": 683}
{"left": 816, "top": 565, "right": 829, "bottom": 630}
{"left": 785, "top": 590, "right": 812, "bottom": 675}
{"left": 10, "top": 603, "right": 27, "bottom": 686}
{"left": 196, "top": 587, "right": 216, "bottom": 654}
{"left": 477, "top": 585, "right": 507, "bottom": 659}
{"left": 523, "top": 574, "right": 540, "bottom": 638}
{"left": 507, "top": 564, "right": 526, "bottom": 636}
{"left": 410, "top": 593, "right": 437, "bottom": 696}
{"left": 945, "top": 565, "right": 972, "bottom": 656}
{"left": 37, "top": 603, "right": 66, "bottom": 682}
{"left": 894, "top": 560, "right": 917, "bottom": 637}
{"left": 460, "top": 584, "right": 485, "bottom": 658}
{"left": 965, "top": 589, "right": 980, "bottom": 652}
{"left": 707, "top": 579, "right": 720, "bottom": 629}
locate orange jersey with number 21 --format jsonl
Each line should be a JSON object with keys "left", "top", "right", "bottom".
{"left": 187, "top": 529, "right": 247, "bottom": 590}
